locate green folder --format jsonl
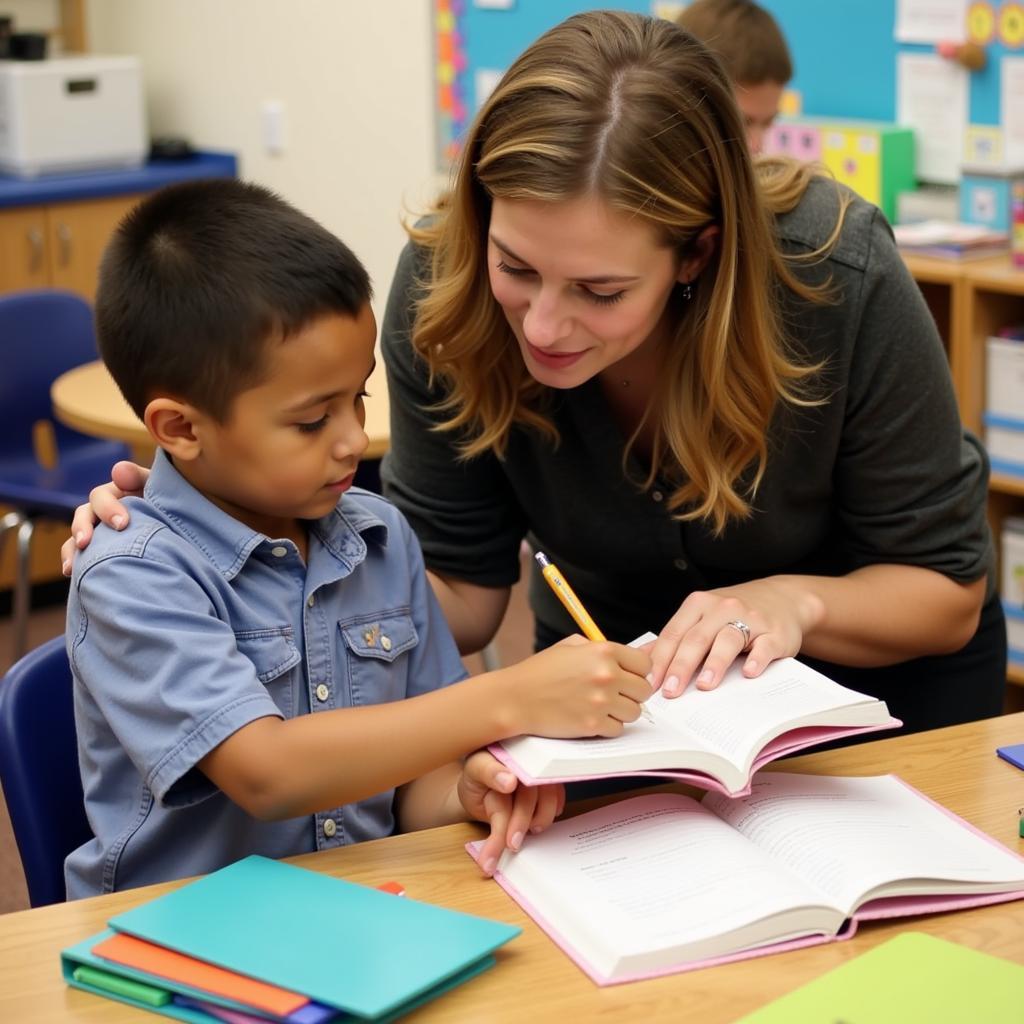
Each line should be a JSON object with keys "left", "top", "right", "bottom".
{"left": 62, "top": 855, "right": 520, "bottom": 1021}
{"left": 737, "top": 932, "right": 1024, "bottom": 1024}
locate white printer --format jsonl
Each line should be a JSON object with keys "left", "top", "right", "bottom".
{"left": 0, "top": 55, "right": 147, "bottom": 178}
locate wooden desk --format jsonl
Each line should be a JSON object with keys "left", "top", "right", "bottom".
{"left": 1, "top": 715, "right": 1022, "bottom": 1023}
{"left": 50, "top": 361, "right": 392, "bottom": 462}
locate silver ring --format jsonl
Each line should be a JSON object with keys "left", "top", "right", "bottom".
{"left": 725, "top": 619, "right": 751, "bottom": 651}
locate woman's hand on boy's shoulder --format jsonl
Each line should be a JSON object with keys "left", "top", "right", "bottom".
{"left": 458, "top": 750, "right": 564, "bottom": 877}
{"left": 61, "top": 461, "right": 150, "bottom": 574}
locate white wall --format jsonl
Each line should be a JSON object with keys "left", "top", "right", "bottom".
{"left": 86, "top": 0, "right": 440, "bottom": 319}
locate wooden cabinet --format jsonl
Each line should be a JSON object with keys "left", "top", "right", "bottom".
{"left": 0, "top": 194, "right": 143, "bottom": 300}
{"left": 0, "top": 194, "right": 142, "bottom": 594}
{"left": 904, "top": 253, "right": 1024, "bottom": 689}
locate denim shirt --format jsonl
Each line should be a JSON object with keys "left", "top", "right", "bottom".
{"left": 65, "top": 450, "right": 467, "bottom": 898}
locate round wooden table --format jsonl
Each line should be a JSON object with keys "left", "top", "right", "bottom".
{"left": 51, "top": 360, "right": 392, "bottom": 460}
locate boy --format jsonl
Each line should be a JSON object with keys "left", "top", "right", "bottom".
{"left": 676, "top": 0, "right": 793, "bottom": 154}
{"left": 65, "top": 179, "right": 651, "bottom": 898}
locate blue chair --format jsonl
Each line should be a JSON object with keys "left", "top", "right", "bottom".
{"left": 0, "top": 636, "right": 90, "bottom": 906}
{"left": 0, "top": 290, "right": 130, "bottom": 662}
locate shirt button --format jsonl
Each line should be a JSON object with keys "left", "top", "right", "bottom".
{"left": 271, "top": 546, "right": 288, "bottom": 558}
{"left": 651, "top": 490, "right": 664, "bottom": 502}
{"left": 323, "top": 818, "right": 337, "bottom": 839}
{"left": 380, "top": 636, "right": 392, "bottom": 652}
{"left": 674, "top": 557, "right": 688, "bottom": 571}
{"left": 315, "top": 683, "right": 330, "bottom": 702}
{"left": 307, "top": 594, "right": 316, "bottom": 608}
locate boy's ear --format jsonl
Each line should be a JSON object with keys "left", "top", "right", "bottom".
{"left": 144, "top": 398, "right": 205, "bottom": 460}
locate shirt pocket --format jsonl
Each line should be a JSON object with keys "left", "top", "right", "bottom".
{"left": 234, "top": 626, "right": 301, "bottom": 718}
{"left": 339, "top": 611, "right": 418, "bottom": 706}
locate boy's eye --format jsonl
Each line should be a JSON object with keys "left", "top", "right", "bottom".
{"left": 296, "top": 414, "right": 329, "bottom": 434}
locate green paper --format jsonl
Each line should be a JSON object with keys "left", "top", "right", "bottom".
{"left": 72, "top": 964, "right": 171, "bottom": 1007}
{"left": 737, "top": 933, "right": 1024, "bottom": 1024}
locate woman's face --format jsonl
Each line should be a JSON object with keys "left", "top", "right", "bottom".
{"left": 487, "top": 193, "right": 686, "bottom": 390}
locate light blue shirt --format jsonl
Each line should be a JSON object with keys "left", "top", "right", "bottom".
{"left": 65, "top": 450, "right": 467, "bottom": 899}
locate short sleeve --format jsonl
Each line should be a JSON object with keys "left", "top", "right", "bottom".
{"left": 379, "top": 239, "right": 528, "bottom": 587}
{"left": 831, "top": 209, "right": 992, "bottom": 583}
{"left": 70, "top": 555, "right": 284, "bottom": 806}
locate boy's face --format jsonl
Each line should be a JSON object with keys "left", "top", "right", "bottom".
{"left": 734, "top": 80, "right": 784, "bottom": 155}
{"left": 185, "top": 305, "right": 377, "bottom": 541}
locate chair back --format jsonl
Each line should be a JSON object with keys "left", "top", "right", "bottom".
{"left": 0, "top": 636, "right": 91, "bottom": 906}
{"left": 0, "top": 289, "right": 105, "bottom": 462}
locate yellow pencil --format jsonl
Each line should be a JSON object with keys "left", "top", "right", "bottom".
{"left": 534, "top": 552, "right": 607, "bottom": 642}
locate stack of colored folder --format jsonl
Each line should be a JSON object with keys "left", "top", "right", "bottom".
{"left": 62, "top": 855, "right": 520, "bottom": 1022}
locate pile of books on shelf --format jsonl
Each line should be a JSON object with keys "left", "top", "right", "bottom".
{"left": 893, "top": 219, "right": 1010, "bottom": 260}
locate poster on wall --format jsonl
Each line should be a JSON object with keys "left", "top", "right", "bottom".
{"left": 895, "top": 0, "right": 968, "bottom": 42}
{"left": 1002, "top": 56, "right": 1024, "bottom": 166}
{"left": 897, "top": 52, "right": 968, "bottom": 183}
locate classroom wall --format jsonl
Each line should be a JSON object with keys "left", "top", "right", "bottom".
{"left": 85, "top": 0, "right": 439, "bottom": 321}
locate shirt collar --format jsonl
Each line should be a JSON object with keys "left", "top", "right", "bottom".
{"left": 144, "top": 449, "right": 388, "bottom": 580}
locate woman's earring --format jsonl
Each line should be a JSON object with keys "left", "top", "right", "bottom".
{"left": 681, "top": 280, "right": 693, "bottom": 301}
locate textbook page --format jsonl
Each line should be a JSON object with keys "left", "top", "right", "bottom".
{"left": 499, "top": 656, "right": 890, "bottom": 788}
{"left": 704, "top": 774, "right": 1024, "bottom": 916}
{"left": 494, "top": 792, "right": 841, "bottom": 982}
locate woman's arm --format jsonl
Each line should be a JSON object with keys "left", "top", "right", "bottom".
{"left": 427, "top": 570, "right": 510, "bottom": 654}
{"left": 648, "top": 565, "right": 985, "bottom": 696}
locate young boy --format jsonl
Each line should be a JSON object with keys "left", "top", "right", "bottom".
{"left": 65, "top": 179, "right": 651, "bottom": 898}
{"left": 676, "top": 0, "right": 793, "bottom": 154}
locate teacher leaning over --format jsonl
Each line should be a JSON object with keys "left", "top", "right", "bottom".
{"left": 378, "top": 10, "right": 1004, "bottom": 732}
{"left": 68, "top": 11, "right": 1005, "bottom": 733}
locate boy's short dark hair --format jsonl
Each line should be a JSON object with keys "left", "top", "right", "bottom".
{"left": 676, "top": 0, "right": 792, "bottom": 86}
{"left": 96, "top": 178, "right": 372, "bottom": 421}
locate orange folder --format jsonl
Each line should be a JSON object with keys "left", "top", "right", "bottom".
{"left": 92, "top": 931, "right": 308, "bottom": 1016}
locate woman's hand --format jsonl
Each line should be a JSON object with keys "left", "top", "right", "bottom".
{"left": 648, "top": 576, "right": 825, "bottom": 696}
{"left": 458, "top": 750, "right": 565, "bottom": 876}
{"left": 60, "top": 461, "right": 151, "bottom": 574}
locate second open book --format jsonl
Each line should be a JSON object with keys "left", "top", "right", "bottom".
{"left": 491, "top": 637, "right": 900, "bottom": 796}
{"left": 468, "top": 773, "right": 1024, "bottom": 986}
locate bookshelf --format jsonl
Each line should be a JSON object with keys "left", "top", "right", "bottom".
{"left": 902, "top": 254, "right": 1024, "bottom": 689}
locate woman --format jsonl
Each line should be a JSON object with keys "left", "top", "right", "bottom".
{"left": 69, "top": 11, "right": 1004, "bottom": 733}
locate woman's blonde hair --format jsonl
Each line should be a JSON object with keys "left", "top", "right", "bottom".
{"left": 411, "top": 10, "right": 843, "bottom": 534}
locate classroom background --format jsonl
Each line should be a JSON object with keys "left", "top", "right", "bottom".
{"left": 1, "top": 0, "right": 1024, "bottom": 916}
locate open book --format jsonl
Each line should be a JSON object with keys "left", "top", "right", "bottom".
{"left": 468, "top": 774, "right": 1024, "bottom": 986}
{"left": 491, "top": 648, "right": 899, "bottom": 795}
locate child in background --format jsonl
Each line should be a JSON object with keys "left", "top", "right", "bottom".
{"left": 65, "top": 179, "right": 651, "bottom": 898}
{"left": 676, "top": 0, "right": 792, "bottom": 154}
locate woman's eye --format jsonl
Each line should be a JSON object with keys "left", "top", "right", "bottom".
{"left": 584, "top": 289, "right": 625, "bottom": 306}
{"left": 297, "top": 414, "right": 329, "bottom": 434}
{"left": 497, "top": 259, "right": 532, "bottom": 276}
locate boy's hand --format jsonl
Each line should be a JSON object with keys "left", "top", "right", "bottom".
{"left": 458, "top": 751, "right": 564, "bottom": 877}
{"left": 61, "top": 461, "right": 150, "bottom": 574}
{"left": 511, "top": 636, "right": 653, "bottom": 739}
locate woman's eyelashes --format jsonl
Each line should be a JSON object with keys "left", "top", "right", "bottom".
{"left": 496, "top": 259, "right": 626, "bottom": 305}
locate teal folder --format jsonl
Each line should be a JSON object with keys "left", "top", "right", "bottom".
{"left": 62, "top": 855, "right": 520, "bottom": 1021}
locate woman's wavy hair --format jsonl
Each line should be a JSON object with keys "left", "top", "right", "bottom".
{"left": 410, "top": 10, "right": 844, "bottom": 533}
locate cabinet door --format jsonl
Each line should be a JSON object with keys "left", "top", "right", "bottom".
{"left": 0, "top": 206, "right": 51, "bottom": 292}
{"left": 46, "top": 193, "right": 144, "bottom": 300}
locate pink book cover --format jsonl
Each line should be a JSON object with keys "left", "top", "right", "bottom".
{"left": 488, "top": 718, "right": 901, "bottom": 797}
{"left": 466, "top": 774, "right": 1024, "bottom": 986}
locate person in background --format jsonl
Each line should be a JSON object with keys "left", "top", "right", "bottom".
{"left": 676, "top": 0, "right": 792, "bottom": 154}
{"left": 63, "top": 178, "right": 650, "bottom": 897}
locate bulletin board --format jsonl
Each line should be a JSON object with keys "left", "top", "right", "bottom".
{"left": 433, "top": 0, "right": 1024, "bottom": 169}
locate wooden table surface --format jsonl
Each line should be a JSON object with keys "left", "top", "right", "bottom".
{"left": 50, "top": 360, "right": 392, "bottom": 462}
{"left": 1, "top": 714, "right": 1023, "bottom": 1022}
